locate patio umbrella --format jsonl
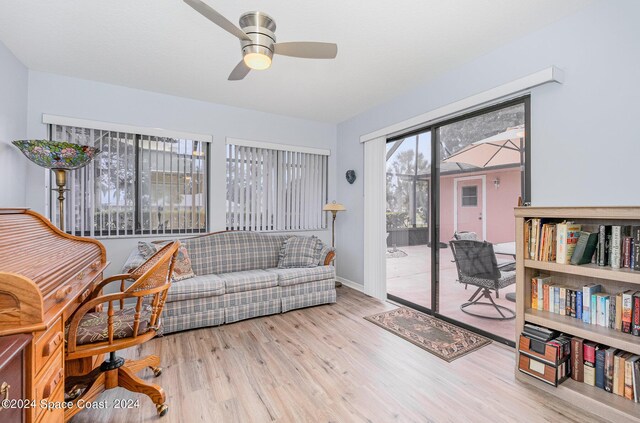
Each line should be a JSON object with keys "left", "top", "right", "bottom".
{"left": 442, "top": 126, "right": 525, "bottom": 168}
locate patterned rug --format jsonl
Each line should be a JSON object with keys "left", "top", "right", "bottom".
{"left": 364, "top": 307, "right": 491, "bottom": 362}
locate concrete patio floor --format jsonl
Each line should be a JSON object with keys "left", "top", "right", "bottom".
{"left": 386, "top": 244, "right": 516, "bottom": 342}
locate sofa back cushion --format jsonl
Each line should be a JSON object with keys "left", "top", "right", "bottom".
{"left": 181, "top": 231, "right": 290, "bottom": 275}
{"left": 278, "top": 236, "right": 323, "bottom": 268}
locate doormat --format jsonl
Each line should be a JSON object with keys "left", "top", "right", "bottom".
{"left": 364, "top": 307, "right": 491, "bottom": 362}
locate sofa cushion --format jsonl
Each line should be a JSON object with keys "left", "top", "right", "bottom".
{"left": 218, "top": 269, "right": 278, "bottom": 294}
{"left": 278, "top": 236, "right": 323, "bottom": 268}
{"left": 165, "top": 274, "right": 225, "bottom": 303}
{"left": 180, "top": 232, "right": 290, "bottom": 275}
{"left": 266, "top": 266, "right": 335, "bottom": 287}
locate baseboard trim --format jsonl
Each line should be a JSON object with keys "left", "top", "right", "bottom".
{"left": 336, "top": 277, "right": 364, "bottom": 292}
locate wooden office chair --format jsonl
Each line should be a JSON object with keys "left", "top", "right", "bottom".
{"left": 64, "top": 241, "right": 180, "bottom": 420}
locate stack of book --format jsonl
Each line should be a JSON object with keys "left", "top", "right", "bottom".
{"left": 530, "top": 279, "right": 640, "bottom": 336}
{"left": 595, "top": 225, "right": 639, "bottom": 269}
{"left": 571, "top": 336, "right": 640, "bottom": 402}
{"left": 518, "top": 324, "right": 571, "bottom": 387}
{"left": 525, "top": 221, "right": 640, "bottom": 270}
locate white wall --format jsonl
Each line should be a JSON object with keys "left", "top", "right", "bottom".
{"left": 0, "top": 41, "right": 28, "bottom": 206}
{"left": 25, "top": 71, "right": 336, "bottom": 275}
{"left": 335, "top": 0, "right": 640, "bottom": 287}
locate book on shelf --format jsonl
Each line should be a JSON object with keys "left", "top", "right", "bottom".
{"left": 633, "top": 226, "right": 640, "bottom": 271}
{"left": 556, "top": 222, "right": 582, "bottom": 265}
{"left": 604, "top": 347, "right": 618, "bottom": 393}
{"left": 611, "top": 226, "right": 622, "bottom": 269}
{"left": 623, "top": 236, "right": 633, "bottom": 268}
{"left": 576, "top": 290, "right": 583, "bottom": 321}
{"left": 591, "top": 293, "right": 598, "bottom": 326}
{"left": 582, "top": 284, "right": 602, "bottom": 324}
{"left": 597, "top": 225, "right": 611, "bottom": 266}
{"left": 634, "top": 358, "right": 640, "bottom": 402}
{"left": 570, "top": 231, "right": 598, "bottom": 265}
{"left": 595, "top": 347, "right": 606, "bottom": 389}
{"left": 615, "top": 293, "right": 623, "bottom": 331}
{"left": 584, "top": 363, "right": 596, "bottom": 386}
{"left": 622, "top": 290, "right": 634, "bottom": 334}
{"left": 608, "top": 296, "right": 615, "bottom": 329}
{"left": 571, "top": 337, "right": 584, "bottom": 382}
{"left": 613, "top": 351, "right": 631, "bottom": 396}
{"left": 596, "top": 294, "right": 610, "bottom": 327}
{"left": 633, "top": 292, "right": 640, "bottom": 336}
{"left": 625, "top": 355, "right": 640, "bottom": 401}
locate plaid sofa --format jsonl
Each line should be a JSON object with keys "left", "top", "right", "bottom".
{"left": 123, "top": 232, "right": 336, "bottom": 334}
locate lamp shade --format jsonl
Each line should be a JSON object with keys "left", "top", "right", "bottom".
{"left": 12, "top": 140, "right": 100, "bottom": 170}
{"left": 323, "top": 201, "right": 346, "bottom": 212}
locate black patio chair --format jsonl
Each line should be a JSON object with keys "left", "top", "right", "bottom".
{"left": 449, "top": 240, "right": 516, "bottom": 320}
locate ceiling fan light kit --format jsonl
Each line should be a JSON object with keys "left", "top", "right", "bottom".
{"left": 184, "top": 0, "right": 338, "bottom": 80}
{"left": 239, "top": 11, "right": 275, "bottom": 71}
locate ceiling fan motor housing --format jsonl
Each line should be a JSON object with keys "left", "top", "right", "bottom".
{"left": 239, "top": 11, "right": 276, "bottom": 61}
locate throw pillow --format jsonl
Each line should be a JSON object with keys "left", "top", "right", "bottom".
{"left": 278, "top": 236, "right": 322, "bottom": 268}
{"left": 136, "top": 241, "right": 195, "bottom": 282}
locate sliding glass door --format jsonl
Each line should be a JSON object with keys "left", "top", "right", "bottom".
{"left": 385, "top": 97, "right": 529, "bottom": 345}
{"left": 436, "top": 100, "right": 526, "bottom": 344}
{"left": 386, "top": 131, "right": 432, "bottom": 309}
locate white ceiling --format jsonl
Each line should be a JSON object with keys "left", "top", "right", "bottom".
{"left": 0, "top": 0, "right": 592, "bottom": 123}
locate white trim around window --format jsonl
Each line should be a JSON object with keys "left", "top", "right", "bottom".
{"left": 43, "top": 114, "right": 213, "bottom": 143}
{"left": 359, "top": 66, "right": 563, "bottom": 143}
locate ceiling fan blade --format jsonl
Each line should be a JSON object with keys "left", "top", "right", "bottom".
{"left": 228, "top": 60, "right": 251, "bottom": 81}
{"left": 183, "top": 0, "right": 251, "bottom": 41}
{"left": 273, "top": 42, "right": 338, "bottom": 59}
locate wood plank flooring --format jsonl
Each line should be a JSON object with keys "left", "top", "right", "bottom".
{"left": 71, "top": 287, "right": 602, "bottom": 423}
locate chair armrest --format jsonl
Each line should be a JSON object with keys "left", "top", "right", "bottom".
{"left": 497, "top": 261, "right": 516, "bottom": 272}
{"left": 87, "top": 274, "right": 133, "bottom": 301}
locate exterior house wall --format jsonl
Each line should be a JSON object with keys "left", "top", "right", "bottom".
{"left": 439, "top": 167, "right": 520, "bottom": 243}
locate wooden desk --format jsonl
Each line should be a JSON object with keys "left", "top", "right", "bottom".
{"left": 0, "top": 335, "right": 32, "bottom": 423}
{"left": 0, "top": 209, "right": 108, "bottom": 423}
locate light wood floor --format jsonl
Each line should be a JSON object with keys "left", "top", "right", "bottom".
{"left": 71, "top": 287, "right": 601, "bottom": 423}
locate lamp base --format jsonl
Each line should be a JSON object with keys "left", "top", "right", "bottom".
{"left": 335, "top": 281, "right": 342, "bottom": 288}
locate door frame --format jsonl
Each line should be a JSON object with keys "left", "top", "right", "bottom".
{"left": 452, "top": 175, "right": 487, "bottom": 240}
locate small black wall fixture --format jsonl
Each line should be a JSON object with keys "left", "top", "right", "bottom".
{"left": 345, "top": 170, "right": 356, "bottom": 184}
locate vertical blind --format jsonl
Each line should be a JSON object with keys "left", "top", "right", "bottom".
{"left": 50, "top": 124, "right": 208, "bottom": 237}
{"left": 226, "top": 144, "right": 328, "bottom": 231}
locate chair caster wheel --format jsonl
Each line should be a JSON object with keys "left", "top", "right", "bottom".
{"left": 151, "top": 366, "right": 162, "bottom": 377}
{"left": 157, "top": 403, "right": 168, "bottom": 417}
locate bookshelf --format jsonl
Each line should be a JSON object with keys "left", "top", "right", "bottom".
{"left": 515, "top": 206, "right": 640, "bottom": 422}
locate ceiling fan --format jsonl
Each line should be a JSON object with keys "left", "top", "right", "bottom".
{"left": 184, "top": 0, "right": 338, "bottom": 81}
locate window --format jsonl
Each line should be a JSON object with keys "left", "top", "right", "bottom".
{"left": 50, "top": 124, "right": 209, "bottom": 237}
{"left": 226, "top": 142, "right": 328, "bottom": 231}
{"left": 461, "top": 186, "right": 478, "bottom": 207}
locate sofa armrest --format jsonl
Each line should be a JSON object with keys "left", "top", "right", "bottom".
{"left": 318, "top": 242, "right": 335, "bottom": 266}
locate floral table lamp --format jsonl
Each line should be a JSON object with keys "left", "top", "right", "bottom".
{"left": 13, "top": 140, "right": 100, "bottom": 232}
